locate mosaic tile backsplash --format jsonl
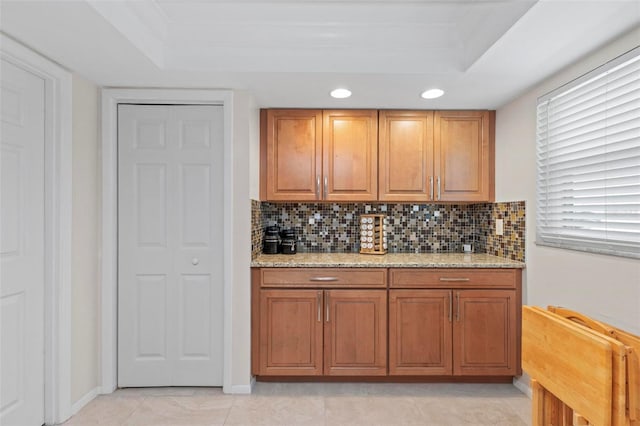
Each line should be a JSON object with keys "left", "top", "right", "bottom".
{"left": 251, "top": 200, "right": 525, "bottom": 262}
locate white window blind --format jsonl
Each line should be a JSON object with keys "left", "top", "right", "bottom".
{"left": 536, "top": 47, "right": 640, "bottom": 259}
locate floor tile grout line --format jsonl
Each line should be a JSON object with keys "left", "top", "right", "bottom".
{"left": 221, "top": 394, "right": 236, "bottom": 426}
{"left": 118, "top": 394, "right": 147, "bottom": 426}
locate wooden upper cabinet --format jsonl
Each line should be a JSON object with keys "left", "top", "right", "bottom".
{"left": 261, "top": 109, "right": 495, "bottom": 202}
{"left": 262, "top": 109, "right": 323, "bottom": 201}
{"left": 434, "top": 111, "right": 495, "bottom": 202}
{"left": 379, "top": 111, "right": 434, "bottom": 202}
{"left": 323, "top": 110, "right": 378, "bottom": 201}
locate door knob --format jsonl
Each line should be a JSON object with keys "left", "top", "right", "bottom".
{"left": 191, "top": 258, "right": 199, "bottom": 265}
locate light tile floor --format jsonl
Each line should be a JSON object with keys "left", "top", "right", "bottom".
{"left": 60, "top": 382, "right": 531, "bottom": 426}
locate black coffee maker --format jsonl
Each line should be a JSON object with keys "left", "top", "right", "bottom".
{"left": 280, "top": 229, "right": 296, "bottom": 255}
{"left": 263, "top": 226, "right": 280, "bottom": 254}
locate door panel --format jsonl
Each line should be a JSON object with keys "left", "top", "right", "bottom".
{"left": 259, "top": 289, "right": 323, "bottom": 376}
{"left": 324, "top": 290, "right": 387, "bottom": 376}
{"left": 453, "top": 290, "right": 516, "bottom": 375}
{"left": 118, "top": 104, "right": 224, "bottom": 386}
{"left": 389, "top": 290, "right": 452, "bottom": 375}
{"left": 323, "top": 110, "right": 378, "bottom": 201}
{"left": 379, "top": 111, "right": 434, "bottom": 201}
{"left": 1, "top": 293, "right": 24, "bottom": 415}
{"left": 0, "top": 149, "right": 20, "bottom": 254}
{"left": 0, "top": 59, "right": 45, "bottom": 425}
{"left": 434, "top": 111, "right": 492, "bottom": 202}
{"left": 135, "top": 275, "right": 168, "bottom": 360}
{"left": 179, "top": 274, "right": 212, "bottom": 359}
{"left": 180, "top": 165, "right": 211, "bottom": 247}
{"left": 135, "top": 164, "right": 167, "bottom": 247}
{"left": 264, "top": 109, "right": 322, "bottom": 201}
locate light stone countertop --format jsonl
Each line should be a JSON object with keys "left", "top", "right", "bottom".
{"left": 251, "top": 252, "right": 525, "bottom": 268}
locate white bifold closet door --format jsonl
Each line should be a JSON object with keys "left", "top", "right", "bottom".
{"left": 0, "top": 59, "right": 45, "bottom": 425}
{"left": 118, "top": 104, "right": 224, "bottom": 387}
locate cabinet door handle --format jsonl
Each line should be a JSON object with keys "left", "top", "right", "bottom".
{"left": 310, "top": 277, "right": 338, "bottom": 282}
{"left": 323, "top": 176, "right": 328, "bottom": 199}
{"left": 429, "top": 176, "right": 434, "bottom": 200}
{"left": 456, "top": 292, "right": 460, "bottom": 322}
{"left": 325, "top": 291, "right": 330, "bottom": 322}
{"left": 317, "top": 291, "right": 322, "bottom": 322}
{"left": 316, "top": 175, "right": 321, "bottom": 199}
{"left": 448, "top": 291, "right": 452, "bottom": 323}
{"left": 439, "top": 277, "right": 470, "bottom": 282}
{"left": 437, "top": 176, "right": 441, "bottom": 200}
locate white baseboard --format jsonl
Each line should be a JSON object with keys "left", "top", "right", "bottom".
{"left": 71, "top": 387, "right": 100, "bottom": 415}
{"left": 100, "top": 383, "right": 117, "bottom": 395}
{"left": 230, "top": 377, "right": 256, "bottom": 394}
{"left": 513, "top": 375, "right": 532, "bottom": 398}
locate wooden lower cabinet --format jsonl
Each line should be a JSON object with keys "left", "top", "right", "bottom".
{"left": 253, "top": 267, "right": 521, "bottom": 379}
{"left": 258, "top": 289, "right": 323, "bottom": 376}
{"left": 453, "top": 290, "right": 517, "bottom": 376}
{"left": 257, "top": 287, "right": 386, "bottom": 376}
{"left": 324, "top": 290, "right": 387, "bottom": 376}
{"left": 388, "top": 290, "right": 452, "bottom": 375}
{"left": 389, "top": 289, "right": 518, "bottom": 376}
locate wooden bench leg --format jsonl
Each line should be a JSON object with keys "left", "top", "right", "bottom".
{"left": 544, "top": 390, "right": 563, "bottom": 426}
{"left": 532, "top": 379, "right": 544, "bottom": 426}
{"left": 532, "top": 379, "right": 574, "bottom": 426}
{"left": 572, "top": 412, "right": 590, "bottom": 425}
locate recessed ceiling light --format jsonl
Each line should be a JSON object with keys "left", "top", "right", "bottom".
{"left": 330, "top": 88, "right": 352, "bottom": 99}
{"left": 421, "top": 88, "right": 445, "bottom": 99}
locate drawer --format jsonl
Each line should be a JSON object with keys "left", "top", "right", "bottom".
{"left": 389, "top": 268, "right": 518, "bottom": 289}
{"left": 260, "top": 268, "right": 387, "bottom": 288}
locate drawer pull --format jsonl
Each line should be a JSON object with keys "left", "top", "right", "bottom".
{"left": 324, "top": 176, "right": 328, "bottom": 199}
{"left": 325, "top": 291, "right": 330, "bottom": 322}
{"left": 429, "top": 176, "right": 434, "bottom": 200}
{"left": 310, "top": 277, "right": 338, "bottom": 282}
{"left": 439, "top": 277, "right": 470, "bottom": 282}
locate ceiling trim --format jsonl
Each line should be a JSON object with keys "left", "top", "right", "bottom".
{"left": 85, "top": 0, "right": 168, "bottom": 68}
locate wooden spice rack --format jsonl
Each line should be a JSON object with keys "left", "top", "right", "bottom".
{"left": 359, "top": 214, "right": 388, "bottom": 255}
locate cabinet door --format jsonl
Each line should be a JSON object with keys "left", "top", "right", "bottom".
{"left": 379, "top": 111, "right": 434, "bottom": 202}
{"left": 323, "top": 110, "right": 378, "bottom": 201}
{"left": 389, "top": 290, "right": 452, "bottom": 375}
{"left": 453, "top": 290, "right": 516, "bottom": 376}
{"left": 324, "top": 290, "right": 387, "bottom": 376}
{"left": 434, "top": 111, "right": 494, "bottom": 202}
{"left": 263, "top": 109, "right": 322, "bottom": 201}
{"left": 259, "top": 289, "right": 323, "bottom": 375}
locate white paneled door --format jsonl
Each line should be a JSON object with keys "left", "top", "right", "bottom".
{"left": 0, "top": 59, "right": 45, "bottom": 425}
{"left": 118, "top": 105, "right": 224, "bottom": 387}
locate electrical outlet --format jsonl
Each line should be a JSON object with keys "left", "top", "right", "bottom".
{"left": 496, "top": 218, "right": 504, "bottom": 236}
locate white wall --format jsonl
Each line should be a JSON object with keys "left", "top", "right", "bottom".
{"left": 231, "top": 91, "right": 260, "bottom": 390}
{"left": 71, "top": 74, "right": 100, "bottom": 403}
{"left": 496, "top": 27, "right": 640, "bottom": 335}
{"left": 249, "top": 96, "right": 261, "bottom": 200}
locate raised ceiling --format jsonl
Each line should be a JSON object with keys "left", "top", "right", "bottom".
{"left": 1, "top": 0, "right": 639, "bottom": 108}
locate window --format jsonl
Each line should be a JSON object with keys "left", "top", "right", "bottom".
{"left": 536, "top": 47, "right": 640, "bottom": 259}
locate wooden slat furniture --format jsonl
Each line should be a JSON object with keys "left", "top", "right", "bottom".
{"left": 522, "top": 305, "right": 640, "bottom": 426}
{"left": 547, "top": 306, "right": 640, "bottom": 426}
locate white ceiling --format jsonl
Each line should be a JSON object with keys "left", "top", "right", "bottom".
{"left": 1, "top": 0, "right": 639, "bottom": 109}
